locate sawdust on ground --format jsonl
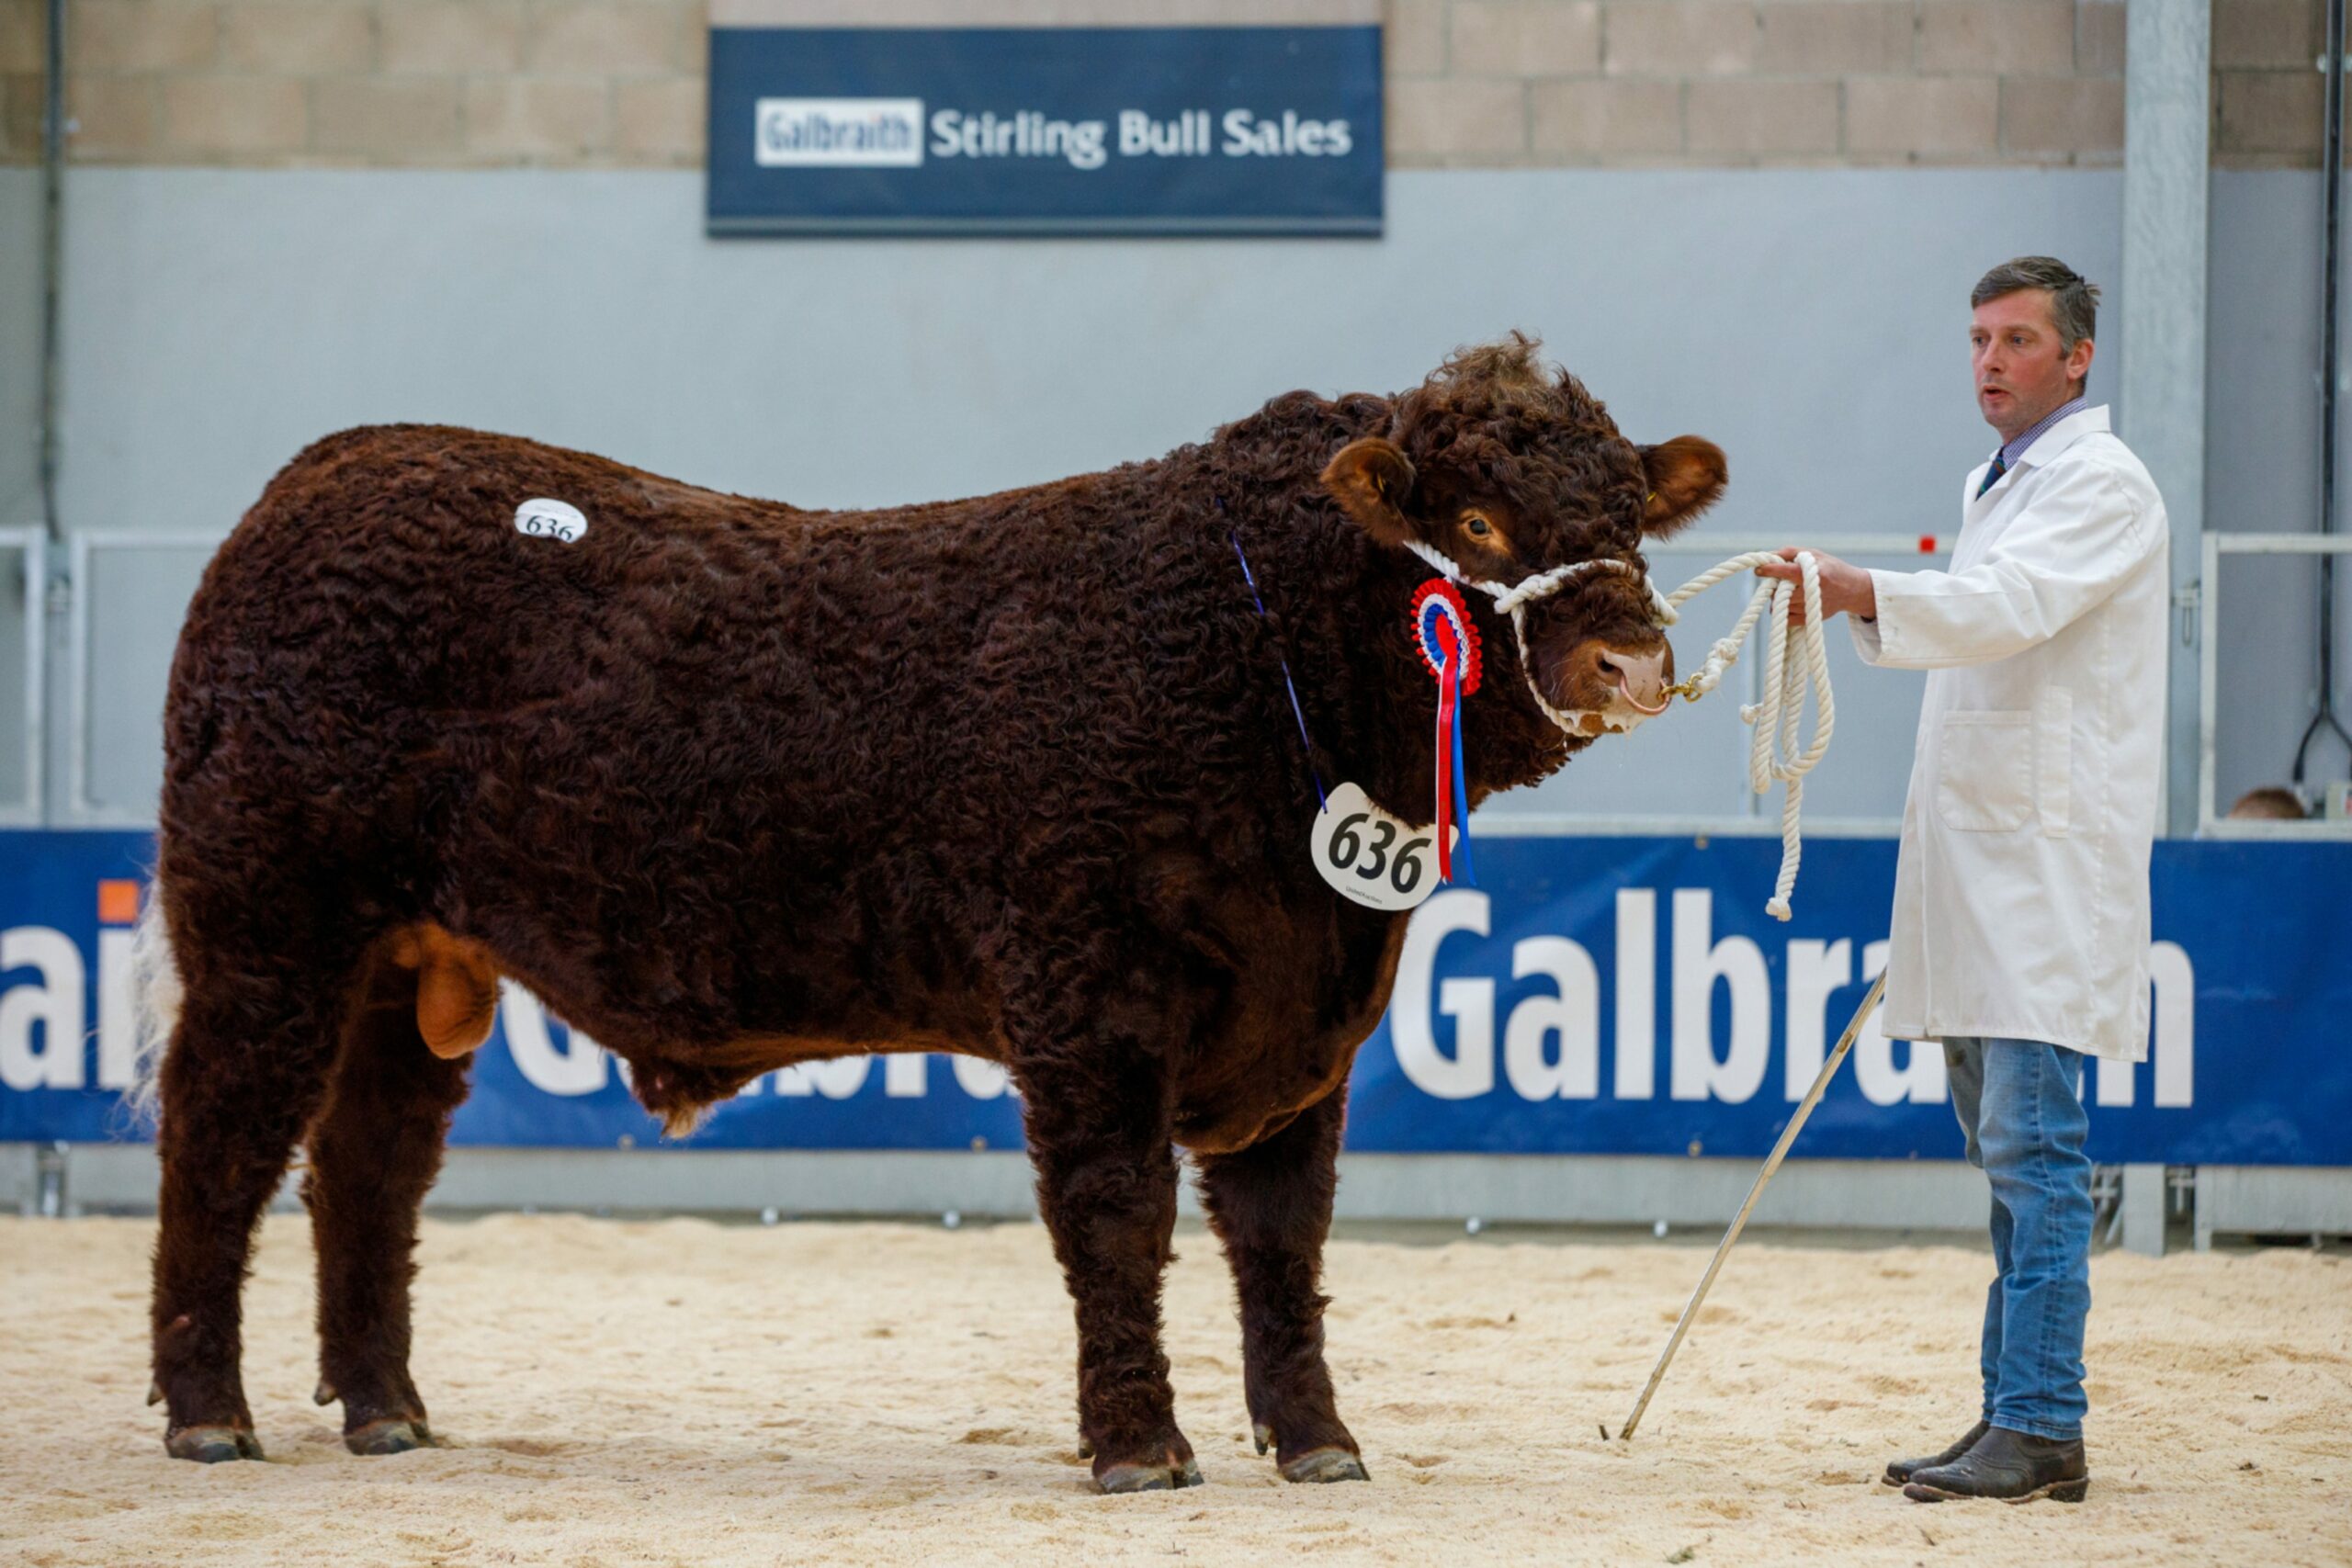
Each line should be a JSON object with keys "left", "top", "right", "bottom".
{"left": 2, "top": 1213, "right": 2345, "bottom": 1567}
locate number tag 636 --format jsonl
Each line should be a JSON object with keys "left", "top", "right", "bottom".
{"left": 1310, "top": 781, "right": 1454, "bottom": 911}
{"left": 514, "top": 497, "right": 588, "bottom": 544}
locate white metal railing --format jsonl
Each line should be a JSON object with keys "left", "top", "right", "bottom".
{"left": 39, "top": 530, "right": 2352, "bottom": 840}
{"left": 1648, "top": 532, "right": 1953, "bottom": 561}
{"left": 0, "top": 526, "right": 47, "bottom": 827}
{"left": 2199, "top": 532, "right": 2352, "bottom": 840}
{"left": 65, "top": 531, "right": 220, "bottom": 828}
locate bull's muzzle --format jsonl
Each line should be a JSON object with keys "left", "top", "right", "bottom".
{"left": 1596, "top": 647, "right": 1671, "bottom": 715}
{"left": 1551, "top": 637, "right": 1677, "bottom": 735}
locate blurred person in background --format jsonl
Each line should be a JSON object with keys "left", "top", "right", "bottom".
{"left": 2226, "top": 786, "right": 2307, "bottom": 820}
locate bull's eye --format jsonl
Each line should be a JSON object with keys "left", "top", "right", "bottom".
{"left": 1463, "top": 513, "right": 1494, "bottom": 539}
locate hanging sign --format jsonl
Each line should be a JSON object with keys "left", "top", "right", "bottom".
{"left": 707, "top": 1, "right": 1385, "bottom": 237}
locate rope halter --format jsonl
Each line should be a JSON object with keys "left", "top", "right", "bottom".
{"left": 1405, "top": 536, "right": 1837, "bottom": 922}
{"left": 1399, "top": 537, "right": 1679, "bottom": 740}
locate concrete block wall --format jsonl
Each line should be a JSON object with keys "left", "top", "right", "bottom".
{"left": 1388, "top": 0, "right": 2125, "bottom": 165}
{"left": 2217, "top": 0, "right": 2331, "bottom": 166}
{"left": 0, "top": 0, "right": 707, "bottom": 164}
{"left": 0, "top": 0, "right": 2323, "bottom": 170}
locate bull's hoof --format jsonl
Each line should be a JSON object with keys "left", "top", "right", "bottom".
{"left": 1280, "top": 1447, "right": 1369, "bottom": 1484}
{"left": 166, "top": 1425, "right": 265, "bottom": 1463}
{"left": 345, "top": 1417, "right": 434, "bottom": 1456}
{"left": 1095, "top": 1455, "right": 1204, "bottom": 1494}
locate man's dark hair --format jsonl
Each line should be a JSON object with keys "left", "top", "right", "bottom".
{"left": 1972, "top": 256, "right": 2100, "bottom": 353}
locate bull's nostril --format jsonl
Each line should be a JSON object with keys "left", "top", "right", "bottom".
{"left": 1600, "top": 647, "right": 1672, "bottom": 716}
{"left": 1556, "top": 640, "right": 1673, "bottom": 723}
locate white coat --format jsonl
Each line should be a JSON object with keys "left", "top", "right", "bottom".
{"left": 1849, "top": 405, "right": 2169, "bottom": 1062}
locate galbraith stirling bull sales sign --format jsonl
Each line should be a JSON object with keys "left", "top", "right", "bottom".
{"left": 706, "top": 0, "right": 1384, "bottom": 237}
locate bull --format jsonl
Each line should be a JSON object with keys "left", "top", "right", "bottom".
{"left": 138, "top": 334, "right": 1723, "bottom": 1490}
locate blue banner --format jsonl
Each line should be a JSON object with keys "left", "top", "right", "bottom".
{"left": 3, "top": 831, "right": 2346, "bottom": 1166}
{"left": 705, "top": 25, "right": 1384, "bottom": 236}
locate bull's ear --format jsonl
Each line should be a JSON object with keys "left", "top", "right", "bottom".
{"left": 1320, "top": 437, "right": 1417, "bottom": 547}
{"left": 1638, "top": 435, "right": 1727, "bottom": 536}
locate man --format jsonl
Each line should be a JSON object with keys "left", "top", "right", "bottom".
{"left": 1758, "top": 256, "right": 2168, "bottom": 1506}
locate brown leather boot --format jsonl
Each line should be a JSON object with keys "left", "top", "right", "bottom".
{"left": 1902, "top": 1426, "right": 2088, "bottom": 1504}
{"left": 1882, "top": 1419, "right": 1988, "bottom": 1486}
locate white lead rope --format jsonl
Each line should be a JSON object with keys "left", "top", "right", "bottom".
{"left": 1659, "top": 550, "right": 1834, "bottom": 922}
{"left": 1404, "top": 541, "right": 1835, "bottom": 921}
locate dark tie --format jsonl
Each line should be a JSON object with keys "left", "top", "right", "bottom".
{"left": 1976, "top": 452, "right": 2007, "bottom": 498}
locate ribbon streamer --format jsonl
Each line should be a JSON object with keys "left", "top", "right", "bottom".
{"left": 1411, "top": 581, "right": 1482, "bottom": 886}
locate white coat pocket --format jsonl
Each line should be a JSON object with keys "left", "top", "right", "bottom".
{"left": 1936, "top": 711, "right": 2034, "bottom": 832}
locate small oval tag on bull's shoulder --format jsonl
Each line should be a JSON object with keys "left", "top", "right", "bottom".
{"left": 1311, "top": 781, "right": 1454, "bottom": 911}
{"left": 515, "top": 497, "right": 588, "bottom": 544}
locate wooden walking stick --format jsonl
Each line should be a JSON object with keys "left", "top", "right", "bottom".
{"left": 1616, "top": 970, "right": 1889, "bottom": 1441}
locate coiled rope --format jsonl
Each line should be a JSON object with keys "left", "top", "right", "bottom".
{"left": 1658, "top": 550, "right": 1834, "bottom": 922}
{"left": 1404, "top": 540, "right": 1835, "bottom": 921}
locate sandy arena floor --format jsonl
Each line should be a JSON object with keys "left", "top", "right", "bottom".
{"left": 2, "top": 1213, "right": 2346, "bottom": 1567}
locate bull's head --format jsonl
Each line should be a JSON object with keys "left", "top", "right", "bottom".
{"left": 1319, "top": 334, "right": 1724, "bottom": 742}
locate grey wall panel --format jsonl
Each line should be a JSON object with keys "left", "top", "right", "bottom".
{"left": 2207, "top": 173, "right": 2321, "bottom": 544}
{"left": 2, "top": 165, "right": 42, "bottom": 812}
{"left": 53, "top": 165, "right": 2127, "bottom": 821}
{"left": 57, "top": 167, "right": 2121, "bottom": 530}
{"left": 80, "top": 543, "right": 207, "bottom": 818}
{"left": 0, "top": 167, "right": 38, "bottom": 530}
{"left": 0, "top": 543, "right": 28, "bottom": 810}
{"left": 2211, "top": 549, "right": 2352, "bottom": 810}
{"left": 2205, "top": 171, "right": 2352, "bottom": 808}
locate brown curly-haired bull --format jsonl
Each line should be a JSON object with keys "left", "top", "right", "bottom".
{"left": 137, "top": 333, "right": 1723, "bottom": 1491}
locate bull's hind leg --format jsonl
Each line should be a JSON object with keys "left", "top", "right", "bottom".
{"left": 302, "top": 953, "right": 472, "bottom": 1455}
{"left": 152, "top": 928, "right": 367, "bottom": 1461}
{"left": 1194, "top": 1089, "right": 1366, "bottom": 1483}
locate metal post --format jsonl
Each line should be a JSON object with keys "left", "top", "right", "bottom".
{"left": 2294, "top": 0, "right": 2352, "bottom": 788}
{"left": 2120, "top": 1161, "right": 2169, "bottom": 1258}
{"left": 35, "top": 1140, "right": 65, "bottom": 1218}
{"left": 37, "top": 0, "right": 63, "bottom": 550}
{"left": 2121, "top": 0, "right": 2211, "bottom": 837}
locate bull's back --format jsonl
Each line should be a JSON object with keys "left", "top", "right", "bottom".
{"left": 167, "top": 429, "right": 864, "bottom": 879}
{"left": 162, "top": 426, "right": 1115, "bottom": 976}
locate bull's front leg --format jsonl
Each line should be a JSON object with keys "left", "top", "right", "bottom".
{"left": 1008, "top": 996, "right": 1196, "bottom": 1494}
{"left": 1193, "top": 1087, "right": 1367, "bottom": 1483}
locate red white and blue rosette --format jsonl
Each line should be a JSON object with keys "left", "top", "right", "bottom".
{"left": 1411, "top": 580, "right": 1482, "bottom": 886}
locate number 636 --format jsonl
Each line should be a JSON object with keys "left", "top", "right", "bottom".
{"left": 1325, "top": 811, "right": 1429, "bottom": 897}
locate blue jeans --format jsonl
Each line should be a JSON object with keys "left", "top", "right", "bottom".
{"left": 1942, "top": 1036, "right": 2093, "bottom": 1442}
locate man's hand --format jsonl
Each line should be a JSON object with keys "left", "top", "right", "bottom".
{"left": 1756, "top": 547, "right": 1877, "bottom": 624}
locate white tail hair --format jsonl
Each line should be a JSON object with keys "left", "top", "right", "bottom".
{"left": 125, "top": 874, "right": 185, "bottom": 1126}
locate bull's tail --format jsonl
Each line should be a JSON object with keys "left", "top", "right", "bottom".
{"left": 125, "top": 871, "right": 186, "bottom": 1127}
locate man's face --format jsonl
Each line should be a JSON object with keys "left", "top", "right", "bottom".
{"left": 1970, "top": 288, "right": 2094, "bottom": 442}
